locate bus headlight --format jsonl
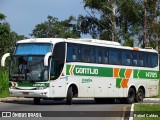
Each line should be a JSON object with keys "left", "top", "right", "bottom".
{"left": 36, "top": 87, "right": 48, "bottom": 90}
{"left": 10, "top": 86, "right": 16, "bottom": 89}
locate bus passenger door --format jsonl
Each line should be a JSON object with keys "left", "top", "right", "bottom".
{"left": 49, "top": 59, "right": 66, "bottom": 97}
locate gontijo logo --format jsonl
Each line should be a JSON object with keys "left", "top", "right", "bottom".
{"left": 75, "top": 67, "right": 98, "bottom": 75}
{"left": 68, "top": 65, "right": 98, "bottom": 75}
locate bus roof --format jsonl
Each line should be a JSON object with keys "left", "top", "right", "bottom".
{"left": 17, "top": 38, "right": 158, "bottom": 53}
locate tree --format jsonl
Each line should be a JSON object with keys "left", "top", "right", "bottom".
{"left": 78, "top": 0, "right": 118, "bottom": 41}
{"left": 78, "top": 0, "right": 144, "bottom": 44}
{"left": 0, "top": 13, "right": 11, "bottom": 57}
{"left": 79, "top": 0, "right": 160, "bottom": 49}
{"left": 117, "top": 0, "right": 143, "bottom": 46}
{"left": 145, "top": 0, "right": 160, "bottom": 49}
{"left": 0, "top": 13, "right": 26, "bottom": 59}
{"left": 31, "top": 16, "right": 81, "bottom": 38}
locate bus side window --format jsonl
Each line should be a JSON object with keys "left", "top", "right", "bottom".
{"left": 132, "top": 52, "right": 138, "bottom": 66}
{"left": 96, "top": 47, "right": 102, "bottom": 64}
{"left": 151, "top": 53, "right": 158, "bottom": 67}
{"left": 102, "top": 48, "right": 108, "bottom": 64}
{"left": 81, "top": 46, "right": 95, "bottom": 63}
{"left": 126, "top": 52, "right": 132, "bottom": 66}
{"left": 81, "top": 45, "right": 89, "bottom": 62}
{"left": 109, "top": 48, "right": 120, "bottom": 65}
{"left": 67, "top": 45, "right": 73, "bottom": 62}
{"left": 109, "top": 49, "right": 114, "bottom": 64}
{"left": 109, "top": 48, "right": 116, "bottom": 64}
{"left": 90, "top": 46, "right": 95, "bottom": 63}
{"left": 145, "top": 53, "right": 150, "bottom": 67}
{"left": 139, "top": 52, "right": 144, "bottom": 67}
{"left": 67, "top": 44, "right": 80, "bottom": 62}
{"left": 98, "top": 50, "right": 102, "bottom": 63}
{"left": 72, "top": 48, "right": 76, "bottom": 60}
{"left": 117, "top": 51, "right": 121, "bottom": 65}
{"left": 121, "top": 50, "right": 131, "bottom": 66}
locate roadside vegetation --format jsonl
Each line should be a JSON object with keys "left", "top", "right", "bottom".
{"left": 0, "top": 68, "right": 9, "bottom": 98}
{"left": 133, "top": 74, "right": 160, "bottom": 120}
{"left": 134, "top": 104, "right": 160, "bottom": 120}
{"left": 157, "top": 80, "right": 160, "bottom": 98}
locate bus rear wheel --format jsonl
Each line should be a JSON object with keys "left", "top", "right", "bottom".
{"left": 135, "top": 88, "right": 144, "bottom": 103}
{"left": 34, "top": 98, "right": 41, "bottom": 105}
{"left": 66, "top": 86, "right": 73, "bottom": 105}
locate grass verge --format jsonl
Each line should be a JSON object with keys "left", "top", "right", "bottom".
{"left": 134, "top": 104, "right": 160, "bottom": 120}
{"left": 0, "top": 69, "right": 9, "bottom": 98}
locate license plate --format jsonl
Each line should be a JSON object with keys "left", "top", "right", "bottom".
{"left": 23, "top": 92, "right": 29, "bottom": 95}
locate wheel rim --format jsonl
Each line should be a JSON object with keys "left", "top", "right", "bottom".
{"left": 137, "top": 90, "right": 144, "bottom": 102}
{"left": 128, "top": 89, "right": 135, "bottom": 103}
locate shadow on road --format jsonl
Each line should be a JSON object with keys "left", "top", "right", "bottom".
{"left": 1, "top": 99, "right": 128, "bottom": 106}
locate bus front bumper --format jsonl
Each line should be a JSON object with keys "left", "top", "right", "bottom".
{"left": 9, "top": 88, "right": 49, "bottom": 98}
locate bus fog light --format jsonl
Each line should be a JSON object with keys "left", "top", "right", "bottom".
{"left": 41, "top": 92, "right": 48, "bottom": 95}
{"left": 10, "top": 86, "right": 16, "bottom": 89}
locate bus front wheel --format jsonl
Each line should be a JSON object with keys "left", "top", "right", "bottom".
{"left": 66, "top": 86, "right": 73, "bottom": 105}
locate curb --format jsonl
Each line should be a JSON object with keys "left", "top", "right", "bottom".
{"left": 129, "top": 103, "right": 134, "bottom": 120}
{"left": 144, "top": 98, "right": 160, "bottom": 101}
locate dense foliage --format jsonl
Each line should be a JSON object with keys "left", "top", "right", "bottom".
{"left": 30, "top": 0, "right": 160, "bottom": 49}
{"left": 0, "top": 13, "right": 26, "bottom": 60}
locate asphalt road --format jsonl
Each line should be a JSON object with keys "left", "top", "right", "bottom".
{"left": 0, "top": 98, "right": 129, "bottom": 120}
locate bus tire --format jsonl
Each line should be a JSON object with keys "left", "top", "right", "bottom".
{"left": 66, "top": 86, "right": 73, "bottom": 105}
{"left": 34, "top": 98, "right": 40, "bottom": 105}
{"left": 126, "top": 88, "right": 136, "bottom": 104}
{"left": 135, "top": 88, "right": 144, "bottom": 103}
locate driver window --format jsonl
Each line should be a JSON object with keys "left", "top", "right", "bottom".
{"left": 18, "top": 56, "right": 27, "bottom": 74}
{"left": 50, "top": 60, "right": 55, "bottom": 80}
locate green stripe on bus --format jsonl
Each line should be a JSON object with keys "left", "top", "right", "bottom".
{"left": 116, "top": 78, "right": 122, "bottom": 88}
{"left": 9, "top": 82, "right": 50, "bottom": 87}
{"left": 66, "top": 65, "right": 159, "bottom": 80}
{"left": 66, "top": 65, "right": 71, "bottom": 75}
{"left": 119, "top": 69, "right": 125, "bottom": 78}
{"left": 67, "top": 65, "right": 113, "bottom": 77}
{"left": 133, "top": 70, "right": 159, "bottom": 79}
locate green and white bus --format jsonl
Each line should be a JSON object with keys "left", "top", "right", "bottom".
{"left": 1, "top": 38, "right": 159, "bottom": 104}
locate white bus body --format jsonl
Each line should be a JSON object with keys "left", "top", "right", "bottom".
{"left": 1, "top": 38, "right": 159, "bottom": 104}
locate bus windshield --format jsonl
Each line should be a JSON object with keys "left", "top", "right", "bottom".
{"left": 15, "top": 43, "right": 52, "bottom": 55}
{"left": 10, "top": 56, "right": 49, "bottom": 82}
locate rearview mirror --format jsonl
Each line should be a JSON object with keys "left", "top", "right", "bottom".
{"left": 1, "top": 53, "right": 10, "bottom": 67}
{"left": 44, "top": 52, "right": 52, "bottom": 66}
